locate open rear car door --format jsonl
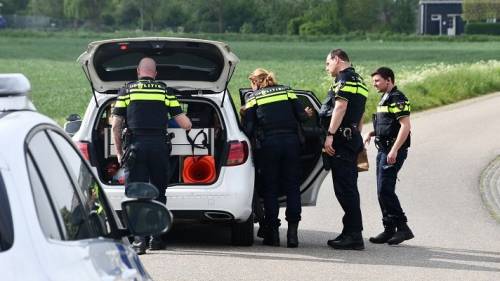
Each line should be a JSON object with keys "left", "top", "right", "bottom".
{"left": 239, "top": 88, "right": 328, "bottom": 206}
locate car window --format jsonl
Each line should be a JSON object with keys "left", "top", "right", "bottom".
{"left": 27, "top": 130, "right": 95, "bottom": 240}
{"left": 298, "top": 95, "right": 320, "bottom": 128}
{"left": 26, "top": 155, "right": 62, "bottom": 240}
{"left": 0, "top": 173, "right": 14, "bottom": 252}
{"left": 93, "top": 41, "right": 224, "bottom": 82}
{"left": 47, "top": 130, "right": 112, "bottom": 236}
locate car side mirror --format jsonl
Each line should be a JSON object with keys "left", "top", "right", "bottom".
{"left": 64, "top": 113, "right": 82, "bottom": 137}
{"left": 121, "top": 200, "right": 172, "bottom": 236}
{"left": 125, "top": 182, "right": 159, "bottom": 199}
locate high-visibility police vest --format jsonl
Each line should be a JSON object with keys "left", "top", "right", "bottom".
{"left": 319, "top": 67, "right": 367, "bottom": 129}
{"left": 244, "top": 85, "right": 304, "bottom": 137}
{"left": 112, "top": 78, "right": 182, "bottom": 130}
{"left": 373, "top": 86, "right": 411, "bottom": 149}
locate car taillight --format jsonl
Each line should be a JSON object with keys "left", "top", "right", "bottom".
{"left": 76, "top": 141, "right": 90, "bottom": 161}
{"left": 225, "top": 141, "right": 248, "bottom": 166}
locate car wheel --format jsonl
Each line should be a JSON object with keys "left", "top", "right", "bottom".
{"left": 231, "top": 213, "right": 254, "bottom": 246}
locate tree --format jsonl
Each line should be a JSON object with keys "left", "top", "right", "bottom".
{"left": 290, "top": 0, "right": 345, "bottom": 35}
{"left": 463, "top": 0, "right": 500, "bottom": 21}
{"left": 390, "top": 0, "right": 418, "bottom": 33}
{"left": 344, "top": 0, "right": 380, "bottom": 31}
{"left": 2, "top": 0, "right": 30, "bottom": 14}
{"left": 29, "top": 0, "right": 64, "bottom": 18}
{"left": 63, "top": 0, "right": 111, "bottom": 28}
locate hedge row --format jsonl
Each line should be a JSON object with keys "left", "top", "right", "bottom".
{"left": 465, "top": 23, "right": 500, "bottom": 35}
{"left": 1, "top": 28, "right": 500, "bottom": 42}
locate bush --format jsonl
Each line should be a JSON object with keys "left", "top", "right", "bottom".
{"left": 465, "top": 23, "right": 500, "bottom": 35}
{"left": 1, "top": 28, "right": 500, "bottom": 42}
{"left": 299, "top": 22, "right": 328, "bottom": 36}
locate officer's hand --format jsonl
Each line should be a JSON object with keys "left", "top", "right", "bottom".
{"left": 324, "top": 135, "right": 335, "bottom": 156}
{"left": 117, "top": 153, "right": 123, "bottom": 166}
{"left": 363, "top": 133, "right": 372, "bottom": 146}
{"left": 304, "top": 107, "right": 314, "bottom": 118}
{"left": 387, "top": 150, "right": 397, "bottom": 165}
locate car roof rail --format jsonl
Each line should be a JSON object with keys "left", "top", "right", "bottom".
{"left": 0, "top": 73, "right": 36, "bottom": 112}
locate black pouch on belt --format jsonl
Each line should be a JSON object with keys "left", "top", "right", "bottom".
{"left": 122, "top": 145, "right": 136, "bottom": 168}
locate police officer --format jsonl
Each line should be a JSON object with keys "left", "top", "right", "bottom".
{"left": 364, "top": 67, "right": 414, "bottom": 245}
{"left": 243, "top": 68, "right": 308, "bottom": 248}
{"left": 320, "top": 49, "right": 367, "bottom": 250}
{"left": 112, "top": 57, "right": 192, "bottom": 254}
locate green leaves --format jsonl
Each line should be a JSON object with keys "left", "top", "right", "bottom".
{"left": 6, "top": 0, "right": 419, "bottom": 34}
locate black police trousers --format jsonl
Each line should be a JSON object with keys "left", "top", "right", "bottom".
{"left": 328, "top": 132, "right": 363, "bottom": 234}
{"left": 257, "top": 134, "right": 301, "bottom": 227}
{"left": 125, "top": 135, "right": 169, "bottom": 204}
{"left": 376, "top": 149, "right": 408, "bottom": 223}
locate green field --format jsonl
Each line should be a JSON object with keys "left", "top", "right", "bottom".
{"left": 1, "top": 33, "right": 500, "bottom": 124}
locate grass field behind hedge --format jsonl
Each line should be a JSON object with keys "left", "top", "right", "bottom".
{"left": 1, "top": 32, "right": 500, "bottom": 124}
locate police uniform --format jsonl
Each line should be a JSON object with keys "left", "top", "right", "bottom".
{"left": 113, "top": 78, "right": 183, "bottom": 252}
{"left": 319, "top": 67, "right": 368, "bottom": 247}
{"left": 372, "top": 86, "right": 411, "bottom": 236}
{"left": 243, "top": 85, "right": 306, "bottom": 246}
{"left": 113, "top": 78, "right": 183, "bottom": 204}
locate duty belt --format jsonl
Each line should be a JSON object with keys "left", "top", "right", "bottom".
{"left": 375, "top": 137, "right": 395, "bottom": 151}
{"left": 336, "top": 124, "right": 358, "bottom": 140}
{"left": 263, "top": 128, "right": 297, "bottom": 137}
{"left": 130, "top": 129, "right": 166, "bottom": 136}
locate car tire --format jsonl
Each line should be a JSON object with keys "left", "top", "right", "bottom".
{"left": 231, "top": 213, "right": 254, "bottom": 246}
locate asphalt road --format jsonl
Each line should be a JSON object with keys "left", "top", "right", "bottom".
{"left": 141, "top": 93, "right": 500, "bottom": 281}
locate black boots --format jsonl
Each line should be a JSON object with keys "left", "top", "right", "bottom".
{"left": 387, "top": 222, "right": 414, "bottom": 245}
{"left": 369, "top": 220, "right": 396, "bottom": 244}
{"left": 132, "top": 236, "right": 166, "bottom": 254}
{"left": 263, "top": 227, "right": 280, "bottom": 246}
{"left": 287, "top": 222, "right": 299, "bottom": 248}
{"left": 327, "top": 232, "right": 364, "bottom": 250}
{"left": 149, "top": 235, "right": 166, "bottom": 250}
{"left": 257, "top": 222, "right": 266, "bottom": 239}
{"left": 132, "top": 236, "right": 147, "bottom": 255}
{"left": 262, "top": 222, "right": 299, "bottom": 248}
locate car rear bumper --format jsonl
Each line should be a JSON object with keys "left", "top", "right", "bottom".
{"left": 103, "top": 165, "right": 254, "bottom": 222}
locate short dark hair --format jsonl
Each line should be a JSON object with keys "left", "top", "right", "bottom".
{"left": 371, "top": 67, "right": 395, "bottom": 83}
{"left": 330, "top": 49, "right": 350, "bottom": 62}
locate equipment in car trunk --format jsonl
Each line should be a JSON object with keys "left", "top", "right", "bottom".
{"left": 168, "top": 128, "right": 214, "bottom": 156}
{"left": 187, "top": 103, "right": 215, "bottom": 128}
{"left": 182, "top": 156, "right": 216, "bottom": 184}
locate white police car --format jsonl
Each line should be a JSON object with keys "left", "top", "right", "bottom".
{"left": 66, "top": 37, "right": 328, "bottom": 246}
{"left": 0, "top": 74, "right": 172, "bottom": 281}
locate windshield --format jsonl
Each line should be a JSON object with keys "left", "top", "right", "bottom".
{"left": 93, "top": 41, "right": 224, "bottom": 82}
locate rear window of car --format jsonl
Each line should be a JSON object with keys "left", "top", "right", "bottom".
{"left": 93, "top": 41, "right": 224, "bottom": 82}
{"left": 0, "top": 173, "right": 14, "bottom": 252}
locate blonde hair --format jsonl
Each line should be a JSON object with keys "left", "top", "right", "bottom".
{"left": 248, "top": 68, "right": 277, "bottom": 89}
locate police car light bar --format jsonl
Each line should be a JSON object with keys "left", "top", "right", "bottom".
{"left": 0, "top": 73, "right": 31, "bottom": 96}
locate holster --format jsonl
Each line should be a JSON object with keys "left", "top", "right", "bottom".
{"left": 121, "top": 128, "right": 135, "bottom": 168}
{"left": 374, "top": 137, "right": 395, "bottom": 152}
{"left": 166, "top": 132, "right": 174, "bottom": 155}
{"left": 121, "top": 128, "right": 131, "bottom": 149}
{"left": 122, "top": 145, "right": 136, "bottom": 168}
